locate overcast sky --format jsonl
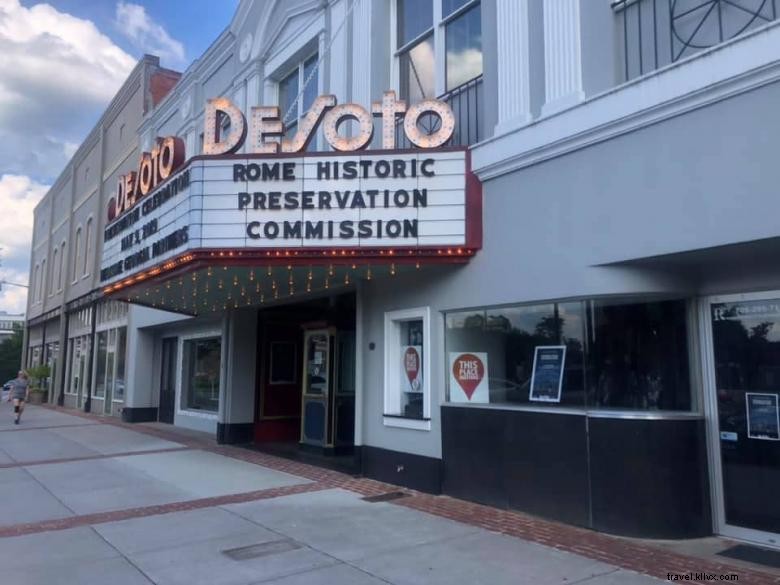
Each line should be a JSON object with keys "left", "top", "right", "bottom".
{"left": 0, "top": 0, "right": 238, "bottom": 314}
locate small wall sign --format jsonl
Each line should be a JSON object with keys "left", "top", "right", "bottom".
{"left": 529, "top": 346, "right": 566, "bottom": 403}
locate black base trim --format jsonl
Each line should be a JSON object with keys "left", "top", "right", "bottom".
{"left": 121, "top": 407, "right": 158, "bottom": 423}
{"left": 217, "top": 422, "right": 254, "bottom": 445}
{"left": 361, "top": 445, "right": 442, "bottom": 494}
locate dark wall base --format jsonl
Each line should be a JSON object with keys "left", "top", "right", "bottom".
{"left": 588, "top": 417, "right": 711, "bottom": 538}
{"left": 217, "top": 422, "right": 254, "bottom": 445}
{"left": 362, "top": 446, "right": 442, "bottom": 494}
{"left": 441, "top": 405, "right": 712, "bottom": 539}
{"left": 121, "top": 407, "right": 159, "bottom": 423}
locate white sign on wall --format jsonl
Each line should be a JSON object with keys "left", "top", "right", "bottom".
{"left": 100, "top": 150, "right": 468, "bottom": 287}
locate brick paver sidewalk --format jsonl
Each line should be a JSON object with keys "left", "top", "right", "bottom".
{"left": 34, "top": 405, "right": 780, "bottom": 585}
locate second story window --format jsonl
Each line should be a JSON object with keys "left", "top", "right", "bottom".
{"left": 83, "top": 218, "right": 93, "bottom": 277}
{"left": 278, "top": 53, "right": 319, "bottom": 142}
{"left": 73, "top": 227, "right": 81, "bottom": 283}
{"left": 396, "top": 0, "right": 482, "bottom": 101}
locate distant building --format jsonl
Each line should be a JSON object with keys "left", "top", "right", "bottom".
{"left": 0, "top": 312, "right": 24, "bottom": 343}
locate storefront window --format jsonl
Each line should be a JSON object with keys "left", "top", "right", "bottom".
{"left": 115, "top": 328, "right": 126, "bottom": 400}
{"left": 94, "top": 331, "right": 107, "bottom": 398}
{"left": 445, "top": 298, "right": 691, "bottom": 412}
{"left": 586, "top": 299, "right": 691, "bottom": 411}
{"left": 181, "top": 337, "right": 221, "bottom": 413}
{"left": 384, "top": 308, "right": 431, "bottom": 427}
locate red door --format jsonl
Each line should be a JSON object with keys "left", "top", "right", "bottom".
{"left": 254, "top": 320, "right": 302, "bottom": 442}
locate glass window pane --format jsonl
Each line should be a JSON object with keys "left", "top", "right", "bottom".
{"left": 443, "top": 0, "right": 472, "bottom": 17}
{"left": 302, "top": 54, "right": 318, "bottom": 113}
{"left": 182, "top": 337, "right": 221, "bottom": 412}
{"left": 586, "top": 299, "right": 691, "bottom": 411}
{"left": 115, "top": 328, "right": 126, "bottom": 400}
{"left": 94, "top": 331, "right": 107, "bottom": 398}
{"left": 446, "top": 5, "right": 482, "bottom": 90}
{"left": 399, "top": 34, "right": 435, "bottom": 101}
{"left": 398, "top": 0, "right": 433, "bottom": 47}
{"left": 399, "top": 319, "right": 424, "bottom": 418}
{"left": 446, "top": 303, "right": 586, "bottom": 408}
{"left": 279, "top": 68, "right": 299, "bottom": 127}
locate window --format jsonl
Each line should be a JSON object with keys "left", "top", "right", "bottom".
{"left": 32, "top": 264, "right": 39, "bottom": 304}
{"left": 445, "top": 297, "right": 692, "bottom": 412}
{"left": 181, "top": 336, "right": 221, "bottom": 413}
{"left": 92, "top": 326, "right": 127, "bottom": 401}
{"left": 73, "top": 227, "right": 81, "bottom": 282}
{"left": 66, "top": 335, "right": 90, "bottom": 397}
{"left": 94, "top": 331, "right": 107, "bottom": 398}
{"left": 83, "top": 218, "right": 93, "bottom": 276}
{"left": 119, "top": 123, "right": 125, "bottom": 142}
{"left": 278, "top": 53, "right": 318, "bottom": 143}
{"left": 384, "top": 307, "right": 431, "bottom": 429}
{"left": 396, "top": 0, "right": 482, "bottom": 100}
{"left": 50, "top": 249, "right": 58, "bottom": 295}
{"left": 58, "top": 241, "right": 65, "bottom": 291}
{"left": 39, "top": 259, "right": 46, "bottom": 302}
{"left": 270, "top": 342, "right": 296, "bottom": 384}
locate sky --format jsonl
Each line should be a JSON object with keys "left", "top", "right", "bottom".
{"left": 0, "top": 0, "right": 238, "bottom": 314}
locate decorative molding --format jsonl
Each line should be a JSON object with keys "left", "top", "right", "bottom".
{"left": 473, "top": 21, "right": 780, "bottom": 181}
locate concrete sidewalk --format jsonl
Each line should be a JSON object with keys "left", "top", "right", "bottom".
{"left": 0, "top": 403, "right": 667, "bottom": 584}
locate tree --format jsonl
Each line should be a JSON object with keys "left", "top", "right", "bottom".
{"left": 0, "top": 325, "right": 23, "bottom": 383}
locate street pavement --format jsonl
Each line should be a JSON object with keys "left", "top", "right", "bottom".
{"left": 0, "top": 403, "right": 660, "bottom": 584}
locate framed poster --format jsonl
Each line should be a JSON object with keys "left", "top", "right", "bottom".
{"left": 449, "top": 352, "right": 489, "bottom": 404}
{"left": 401, "top": 345, "right": 423, "bottom": 394}
{"left": 529, "top": 346, "right": 566, "bottom": 403}
{"left": 746, "top": 392, "right": 780, "bottom": 441}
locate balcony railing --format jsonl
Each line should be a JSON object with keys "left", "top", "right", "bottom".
{"left": 613, "top": 0, "right": 778, "bottom": 81}
{"left": 395, "top": 75, "right": 484, "bottom": 149}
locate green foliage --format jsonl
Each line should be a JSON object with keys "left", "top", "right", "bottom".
{"left": 0, "top": 326, "right": 23, "bottom": 383}
{"left": 26, "top": 364, "right": 51, "bottom": 392}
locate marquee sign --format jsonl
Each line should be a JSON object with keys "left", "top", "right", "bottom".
{"left": 100, "top": 91, "right": 479, "bottom": 291}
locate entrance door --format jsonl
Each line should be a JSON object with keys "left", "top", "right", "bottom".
{"left": 705, "top": 293, "right": 780, "bottom": 547}
{"left": 159, "top": 337, "right": 177, "bottom": 424}
{"left": 301, "top": 329, "right": 334, "bottom": 447}
{"left": 255, "top": 322, "right": 302, "bottom": 442}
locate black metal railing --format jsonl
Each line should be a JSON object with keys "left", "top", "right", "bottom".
{"left": 614, "top": 0, "right": 778, "bottom": 81}
{"left": 395, "top": 75, "right": 484, "bottom": 148}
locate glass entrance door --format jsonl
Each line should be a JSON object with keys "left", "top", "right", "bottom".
{"left": 706, "top": 293, "right": 780, "bottom": 547}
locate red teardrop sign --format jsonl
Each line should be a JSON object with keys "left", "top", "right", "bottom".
{"left": 452, "top": 353, "right": 485, "bottom": 400}
{"left": 404, "top": 347, "right": 420, "bottom": 383}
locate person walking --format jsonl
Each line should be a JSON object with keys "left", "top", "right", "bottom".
{"left": 7, "top": 371, "right": 29, "bottom": 425}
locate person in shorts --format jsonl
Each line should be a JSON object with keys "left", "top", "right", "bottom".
{"left": 7, "top": 371, "right": 29, "bottom": 425}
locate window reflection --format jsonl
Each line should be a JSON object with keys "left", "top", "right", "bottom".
{"left": 397, "top": 0, "right": 433, "bottom": 46}
{"left": 400, "top": 35, "right": 435, "bottom": 101}
{"left": 445, "top": 298, "right": 692, "bottom": 412}
{"left": 182, "top": 337, "right": 221, "bottom": 412}
{"left": 445, "top": 4, "right": 482, "bottom": 90}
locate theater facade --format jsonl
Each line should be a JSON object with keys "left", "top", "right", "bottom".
{"left": 25, "top": 0, "right": 780, "bottom": 548}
